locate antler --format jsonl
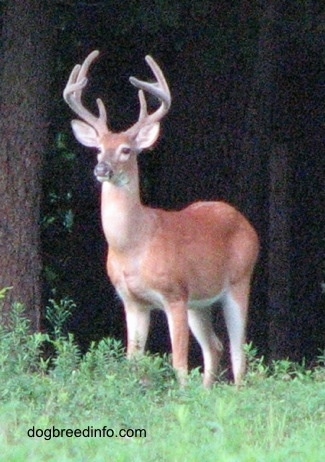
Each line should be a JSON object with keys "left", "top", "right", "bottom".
{"left": 63, "top": 50, "right": 109, "bottom": 137}
{"left": 64, "top": 51, "right": 171, "bottom": 139}
{"left": 127, "top": 55, "right": 171, "bottom": 135}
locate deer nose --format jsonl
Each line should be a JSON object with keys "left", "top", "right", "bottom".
{"left": 94, "top": 162, "right": 114, "bottom": 182}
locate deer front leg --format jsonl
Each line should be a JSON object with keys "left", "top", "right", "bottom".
{"left": 124, "top": 303, "right": 151, "bottom": 358}
{"left": 166, "top": 301, "right": 189, "bottom": 386}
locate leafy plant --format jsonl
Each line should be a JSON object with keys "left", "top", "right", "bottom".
{"left": 0, "top": 286, "right": 13, "bottom": 301}
{"left": 270, "top": 358, "right": 313, "bottom": 381}
{"left": 45, "top": 297, "right": 76, "bottom": 340}
{"left": 0, "top": 301, "right": 47, "bottom": 379}
{"left": 244, "top": 341, "right": 269, "bottom": 380}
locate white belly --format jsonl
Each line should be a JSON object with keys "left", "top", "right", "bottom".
{"left": 188, "top": 292, "right": 225, "bottom": 309}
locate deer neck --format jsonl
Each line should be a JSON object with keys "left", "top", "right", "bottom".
{"left": 100, "top": 161, "right": 153, "bottom": 252}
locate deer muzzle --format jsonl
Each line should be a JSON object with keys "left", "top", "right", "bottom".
{"left": 94, "top": 161, "right": 114, "bottom": 183}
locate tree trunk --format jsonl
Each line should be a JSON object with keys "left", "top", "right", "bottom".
{"left": 268, "top": 144, "right": 292, "bottom": 358}
{"left": 0, "top": 0, "right": 53, "bottom": 330}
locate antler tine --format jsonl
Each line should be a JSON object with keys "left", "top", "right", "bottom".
{"left": 63, "top": 50, "right": 108, "bottom": 135}
{"left": 144, "top": 55, "right": 171, "bottom": 102}
{"left": 128, "top": 55, "right": 171, "bottom": 129}
{"left": 137, "top": 90, "right": 148, "bottom": 121}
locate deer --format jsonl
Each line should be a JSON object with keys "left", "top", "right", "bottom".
{"left": 63, "top": 50, "right": 259, "bottom": 388}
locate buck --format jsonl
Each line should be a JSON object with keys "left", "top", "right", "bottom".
{"left": 63, "top": 50, "right": 259, "bottom": 388}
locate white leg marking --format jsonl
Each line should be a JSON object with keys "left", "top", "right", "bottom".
{"left": 125, "top": 306, "right": 151, "bottom": 357}
{"left": 222, "top": 291, "right": 247, "bottom": 385}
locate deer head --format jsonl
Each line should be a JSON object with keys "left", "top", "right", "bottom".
{"left": 63, "top": 50, "right": 171, "bottom": 185}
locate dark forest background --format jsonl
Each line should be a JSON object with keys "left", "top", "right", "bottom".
{"left": 0, "top": 0, "right": 324, "bottom": 371}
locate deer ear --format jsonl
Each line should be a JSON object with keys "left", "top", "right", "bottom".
{"left": 134, "top": 123, "right": 160, "bottom": 150}
{"left": 71, "top": 120, "right": 100, "bottom": 148}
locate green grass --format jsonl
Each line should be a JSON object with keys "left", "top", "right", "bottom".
{"left": 0, "top": 301, "right": 324, "bottom": 462}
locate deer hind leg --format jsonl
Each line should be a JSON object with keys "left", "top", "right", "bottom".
{"left": 124, "top": 303, "right": 151, "bottom": 358}
{"left": 188, "top": 308, "right": 224, "bottom": 388}
{"left": 222, "top": 281, "right": 250, "bottom": 386}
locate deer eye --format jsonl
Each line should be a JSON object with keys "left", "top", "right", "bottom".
{"left": 119, "top": 145, "right": 132, "bottom": 161}
{"left": 121, "top": 146, "right": 132, "bottom": 155}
